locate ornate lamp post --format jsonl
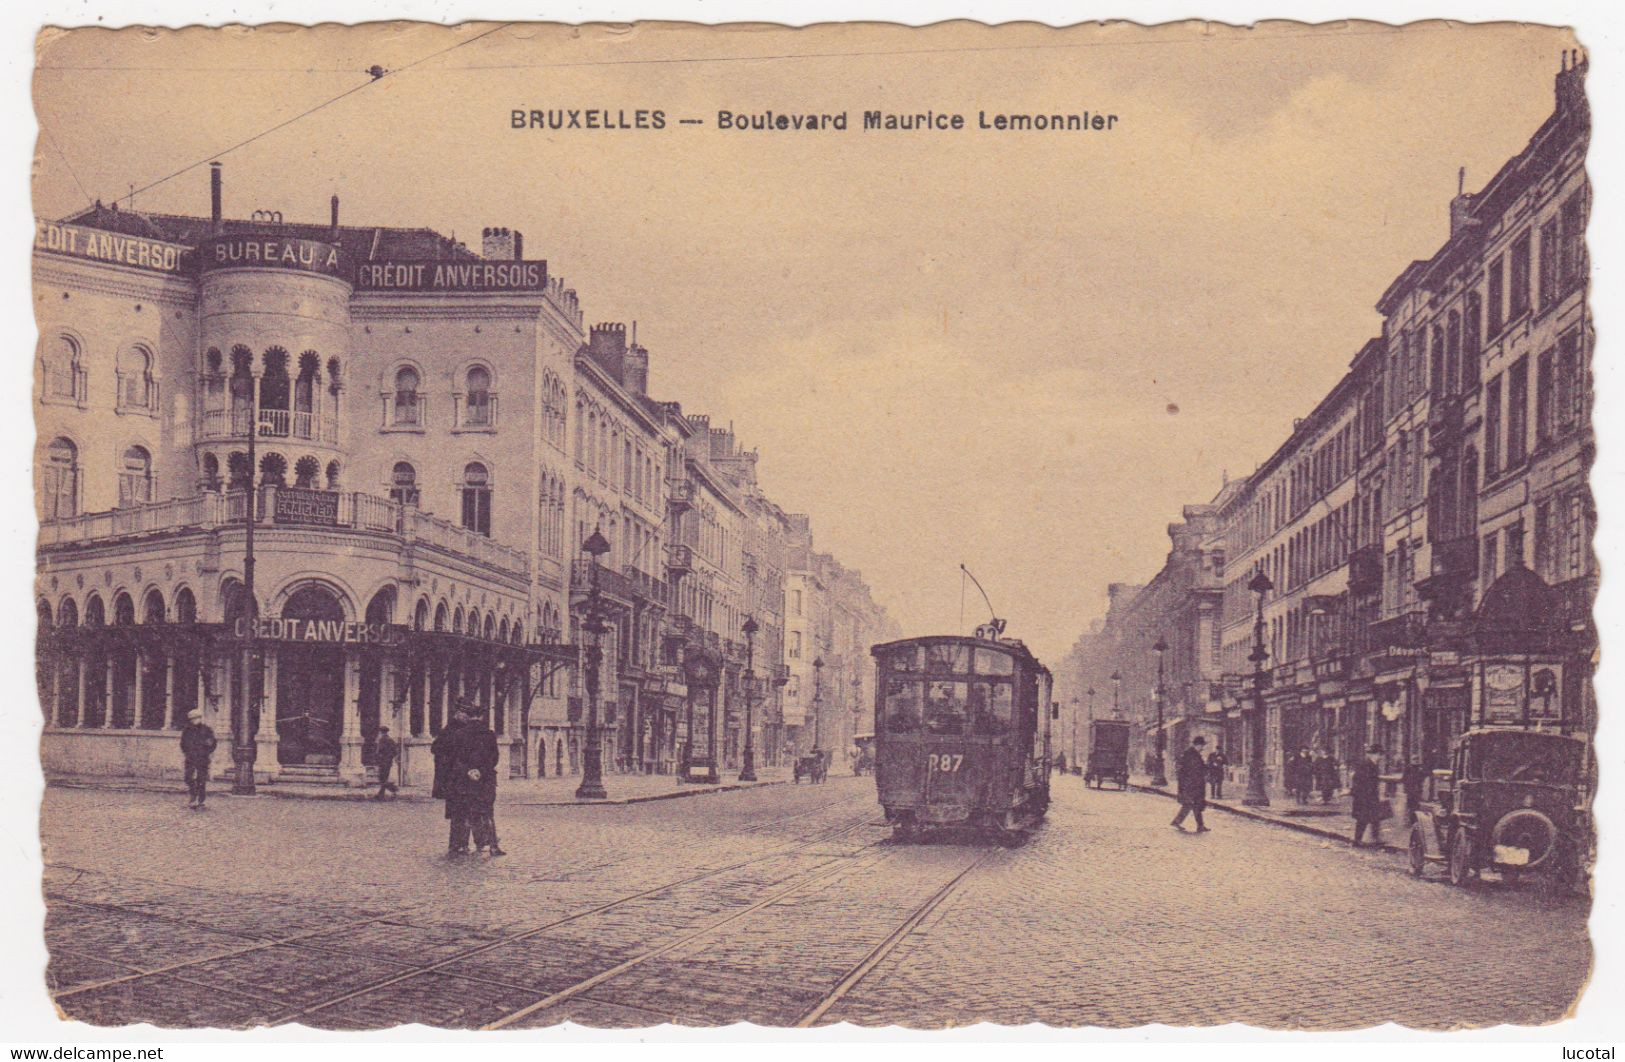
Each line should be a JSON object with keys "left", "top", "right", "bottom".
{"left": 740, "top": 615, "right": 759, "bottom": 782}
{"left": 1110, "top": 670, "right": 1122, "bottom": 718}
{"left": 1083, "top": 687, "right": 1094, "bottom": 769}
{"left": 1244, "top": 570, "right": 1274, "bottom": 807}
{"left": 576, "top": 527, "right": 611, "bottom": 801}
{"left": 1151, "top": 636, "right": 1169, "bottom": 788}
{"left": 232, "top": 406, "right": 259, "bottom": 796}
{"left": 811, "top": 656, "right": 825, "bottom": 751}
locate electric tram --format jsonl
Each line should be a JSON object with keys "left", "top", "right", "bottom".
{"left": 870, "top": 620, "right": 1053, "bottom": 842}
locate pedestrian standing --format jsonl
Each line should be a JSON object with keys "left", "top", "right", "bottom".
{"left": 1290, "top": 748, "right": 1314, "bottom": 804}
{"left": 374, "top": 726, "right": 400, "bottom": 800}
{"left": 452, "top": 706, "right": 504, "bottom": 857}
{"left": 432, "top": 711, "right": 467, "bottom": 856}
{"left": 1206, "top": 746, "right": 1228, "bottom": 800}
{"left": 1402, "top": 757, "right": 1427, "bottom": 826}
{"left": 1314, "top": 748, "right": 1338, "bottom": 804}
{"left": 1351, "top": 743, "right": 1385, "bottom": 847}
{"left": 180, "top": 708, "right": 217, "bottom": 810}
{"left": 1170, "top": 735, "right": 1210, "bottom": 832}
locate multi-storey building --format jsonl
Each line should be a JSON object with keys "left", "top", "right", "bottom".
{"left": 32, "top": 164, "right": 892, "bottom": 788}
{"left": 1063, "top": 54, "right": 1592, "bottom": 796}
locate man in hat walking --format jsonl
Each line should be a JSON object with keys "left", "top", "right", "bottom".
{"left": 180, "top": 709, "right": 217, "bottom": 810}
{"left": 432, "top": 709, "right": 467, "bottom": 855}
{"left": 1171, "top": 735, "right": 1210, "bottom": 832}
{"left": 451, "top": 703, "right": 504, "bottom": 857}
{"left": 373, "top": 725, "right": 399, "bottom": 800}
{"left": 1351, "top": 743, "right": 1386, "bottom": 847}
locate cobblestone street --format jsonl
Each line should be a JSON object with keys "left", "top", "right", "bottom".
{"left": 41, "top": 773, "right": 1590, "bottom": 1031}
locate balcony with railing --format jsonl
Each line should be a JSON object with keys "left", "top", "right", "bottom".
{"left": 570, "top": 558, "right": 636, "bottom": 604}
{"left": 622, "top": 566, "right": 671, "bottom": 607}
{"left": 198, "top": 406, "right": 339, "bottom": 444}
{"left": 39, "top": 488, "right": 529, "bottom": 579}
{"left": 666, "top": 543, "right": 694, "bottom": 576}
{"left": 1366, "top": 611, "right": 1428, "bottom": 652}
{"left": 666, "top": 477, "right": 695, "bottom": 512}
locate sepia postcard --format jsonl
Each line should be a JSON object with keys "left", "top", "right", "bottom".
{"left": 25, "top": 17, "right": 1602, "bottom": 1033}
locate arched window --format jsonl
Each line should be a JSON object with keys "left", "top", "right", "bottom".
{"left": 118, "top": 445, "right": 153, "bottom": 507}
{"left": 453, "top": 606, "right": 465, "bottom": 634}
{"left": 41, "top": 335, "right": 82, "bottom": 401}
{"left": 143, "top": 589, "right": 165, "bottom": 624}
{"left": 174, "top": 588, "right": 197, "bottom": 624}
{"left": 413, "top": 598, "right": 429, "bottom": 631}
{"left": 461, "top": 462, "right": 492, "bottom": 536}
{"left": 294, "top": 455, "right": 320, "bottom": 489}
{"left": 260, "top": 452, "right": 287, "bottom": 488}
{"left": 201, "top": 452, "right": 221, "bottom": 491}
{"left": 483, "top": 614, "right": 496, "bottom": 640}
{"left": 433, "top": 601, "right": 448, "bottom": 631}
{"left": 465, "top": 366, "right": 493, "bottom": 427}
{"left": 41, "top": 437, "right": 78, "bottom": 520}
{"left": 393, "top": 367, "right": 421, "bottom": 426}
{"left": 390, "top": 462, "right": 419, "bottom": 507}
{"left": 118, "top": 345, "right": 155, "bottom": 411}
{"left": 326, "top": 461, "right": 341, "bottom": 490}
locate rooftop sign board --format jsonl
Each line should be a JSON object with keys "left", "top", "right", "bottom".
{"left": 33, "top": 218, "right": 189, "bottom": 275}
{"left": 353, "top": 259, "right": 548, "bottom": 292}
{"left": 199, "top": 235, "right": 346, "bottom": 278}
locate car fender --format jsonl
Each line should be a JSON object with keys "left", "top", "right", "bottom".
{"left": 1412, "top": 809, "right": 1446, "bottom": 859}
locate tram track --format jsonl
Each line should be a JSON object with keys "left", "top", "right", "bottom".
{"left": 47, "top": 800, "right": 879, "bottom": 1020}
{"left": 475, "top": 842, "right": 995, "bottom": 1031}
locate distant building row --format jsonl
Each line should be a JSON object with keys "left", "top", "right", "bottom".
{"left": 32, "top": 166, "right": 895, "bottom": 786}
{"left": 1057, "top": 56, "right": 1593, "bottom": 793}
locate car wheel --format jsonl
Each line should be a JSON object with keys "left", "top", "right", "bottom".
{"left": 1408, "top": 825, "right": 1428, "bottom": 878}
{"left": 1449, "top": 830, "right": 1476, "bottom": 888}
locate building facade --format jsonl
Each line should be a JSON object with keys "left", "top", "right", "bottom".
{"left": 33, "top": 165, "right": 891, "bottom": 786}
{"left": 1062, "top": 55, "right": 1593, "bottom": 796}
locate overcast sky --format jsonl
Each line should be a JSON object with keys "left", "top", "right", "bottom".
{"left": 33, "top": 20, "right": 1576, "bottom": 663}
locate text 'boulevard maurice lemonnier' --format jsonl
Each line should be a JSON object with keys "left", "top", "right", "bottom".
{"left": 510, "top": 109, "right": 1121, "bottom": 132}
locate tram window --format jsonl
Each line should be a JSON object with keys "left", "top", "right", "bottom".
{"left": 887, "top": 646, "right": 924, "bottom": 673}
{"left": 974, "top": 648, "right": 1014, "bottom": 676}
{"left": 925, "top": 643, "right": 970, "bottom": 674}
{"left": 884, "top": 678, "right": 922, "bottom": 733}
{"left": 925, "top": 681, "right": 969, "bottom": 734}
{"left": 969, "top": 681, "right": 1013, "bottom": 735}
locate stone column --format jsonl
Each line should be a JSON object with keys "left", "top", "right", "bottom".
{"left": 164, "top": 653, "right": 176, "bottom": 728}
{"left": 340, "top": 650, "right": 365, "bottom": 784}
{"left": 255, "top": 650, "right": 279, "bottom": 778}
{"left": 102, "top": 657, "right": 115, "bottom": 728}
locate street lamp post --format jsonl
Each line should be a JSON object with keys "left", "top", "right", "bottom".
{"left": 740, "top": 616, "right": 758, "bottom": 782}
{"left": 576, "top": 527, "right": 611, "bottom": 801}
{"left": 1083, "top": 687, "right": 1095, "bottom": 769}
{"left": 1151, "top": 636, "right": 1169, "bottom": 788}
{"left": 1244, "top": 570, "right": 1274, "bottom": 807}
{"left": 232, "top": 414, "right": 259, "bottom": 797}
{"left": 1110, "top": 670, "right": 1122, "bottom": 719}
{"left": 811, "top": 656, "right": 824, "bottom": 752}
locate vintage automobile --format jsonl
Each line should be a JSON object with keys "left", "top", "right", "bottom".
{"left": 1408, "top": 727, "right": 1591, "bottom": 893}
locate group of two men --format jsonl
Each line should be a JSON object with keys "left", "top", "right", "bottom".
{"left": 431, "top": 703, "right": 505, "bottom": 858}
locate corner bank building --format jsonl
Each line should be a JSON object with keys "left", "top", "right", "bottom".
{"left": 31, "top": 164, "right": 594, "bottom": 785}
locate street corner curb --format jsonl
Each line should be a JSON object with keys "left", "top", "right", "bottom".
{"left": 514, "top": 778, "right": 790, "bottom": 806}
{"left": 1126, "top": 781, "right": 1404, "bottom": 854}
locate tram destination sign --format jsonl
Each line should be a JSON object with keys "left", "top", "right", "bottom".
{"left": 273, "top": 487, "right": 340, "bottom": 526}
{"left": 236, "top": 617, "right": 406, "bottom": 646}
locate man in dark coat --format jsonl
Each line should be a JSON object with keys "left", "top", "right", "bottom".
{"left": 1401, "top": 757, "right": 1427, "bottom": 825}
{"left": 431, "top": 712, "right": 467, "bottom": 855}
{"left": 1313, "top": 749, "right": 1339, "bottom": 804}
{"left": 1351, "top": 743, "right": 1385, "bottom": 846}
{"left": 373, "top": 726, "right": 400, "bottom": 800}
{"left": 451, "top": 707, "right": 504, "bottom": 856}
{"left": 180, "top": 708, "right": 217, "bottom": 810}
{"left": 1206, "top": 746, "right": 1228, "bottom": 800}
{"left": 1290, "top": 748, "right": 1314, "bottom": 804}
{"left": 1171, "top": 735, "right": 1210, "bottom": 832}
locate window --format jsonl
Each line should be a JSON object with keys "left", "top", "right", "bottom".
{"left": 1487, "top": 256, "right": 1505, "bottom": 335}
{"left": 1484, "top": 374, "right": 1502, "bottom": 478}
{"left": 1539, "top": 217, "right": 1559, "bottom": 310}
{"left": 1504, "top": 521, "right": 1525, "bottom": 570}
{"left": 393, "top": 367, "right": 421, "bottom": 426}
{"left": 390, "top": 461, "right": 419, "bottom": 506}
{"left": 41, "top": 335, "right": 82, "bottom": 402}
{"left": 789, "top": 630, "right": 802, "bottom": 659}
{"left": 1482, "top": 533, "right": 1499, "bottom": 581}
{"left": 1509, "top": 230, "right": 1532, "bottom": 318}
{"left": 294, "top": 455, "right": 320, "bottom": 489}
{"left": 464, "top": 366, "right": 493, "bottom": 428}
{"left": 1536, "top": 347, "right": 1555, "bottom": 446}
{"left": 1463, "top": 292, "right": 1482, "bottom": 388}
{"left": 1560, "top": 191, "right": 1587, "bottom": 291}
{"left": 791, "top": 589, "right": 802, "bottom": 615}
{"left": 117, "top": 446, "right": 153, "bottom": 507}
{"left": 118, "top": 346, "right": 155, "bottom": 412}
{"left": 461, "top": 462, "right": 492, "bottom": 535}
{"left": 40, "top": 437, "right": 77, "bottom": 520}
{"left": 1534, "top": 499, "right": 1553, "bottom": 580}
{"left": 1506, "top": 356, "right": 1528, "bottom": 466}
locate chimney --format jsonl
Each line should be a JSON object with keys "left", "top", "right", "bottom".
{"left": 512, "top": 231, "right": 523, "bottom": 260}
{"left": 588, "top": 322, "right": 628, "bottom": 382}
{"left": 330, "top": 194, "right": 340, "bottom": 233}
{"left": 210, "top": 162, "right": 223, "bottom": 232}
{"left": 481, "top": 226, "right": 515, "bottom": 260}
{"left": 1448, "top": 166, "right": 1478, "bottom": 237}
{"left": 624, "top": 342, "right": 649, "bottom": 395}
{"left": 1556, "top": 48, "right": 1588, "bottom": 114}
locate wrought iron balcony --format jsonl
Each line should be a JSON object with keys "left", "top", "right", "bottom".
{"left": 666, "top": 543, "right": 694, "bottom": 575}
{"left": 666, "top": 477, "right": 695, "bottom": 512}
{"left": 1366, "top": 611, "right": 1428, "bottom": 651}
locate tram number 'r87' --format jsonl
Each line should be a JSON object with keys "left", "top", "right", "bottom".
{"left": 928, "top": 753, "right": 965, "bottom": 773}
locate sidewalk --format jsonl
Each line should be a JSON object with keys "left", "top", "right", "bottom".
{"left": 47, "top": 765, "right": 792, "bottom": 806}
{"left": 1121, "top": 773, "right": 1405, "bottom": 854}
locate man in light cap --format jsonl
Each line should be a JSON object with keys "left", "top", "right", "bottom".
{"left": 180, "top": 708, "right": 218, "bottom": 810}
